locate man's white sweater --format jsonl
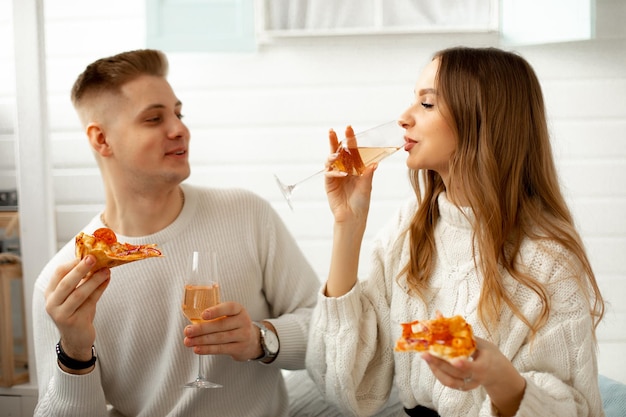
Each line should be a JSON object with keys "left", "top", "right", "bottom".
{"left": 33, "top": 184, "right": 320, "bottom": 417}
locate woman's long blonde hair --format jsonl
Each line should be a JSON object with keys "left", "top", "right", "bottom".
{"left": 402, "top": 47, "right": 604, "bottom": 337}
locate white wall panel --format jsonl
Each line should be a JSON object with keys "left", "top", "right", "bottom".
{"left": 559, "top": 161, "right": 626, "bottom": 197}
{"left": 586, "top": 239, "right": 626, "bottom": 274}
{"left": 551, "top": 121, "right": 626, "bottom": 159}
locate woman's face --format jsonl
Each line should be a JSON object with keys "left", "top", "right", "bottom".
{"left": 399, "top": 58, "right": 457, "bottom": 185}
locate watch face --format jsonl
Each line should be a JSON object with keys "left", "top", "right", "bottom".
{"left": 264, "top": 329, "right": 279, "bottom": 354}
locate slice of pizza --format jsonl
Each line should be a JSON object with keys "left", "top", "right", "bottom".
{"left": 75, "top": 227, "right": 163, "bottom": 272}
{"left": 395, "top": 312, "right": 476, "bottom": 361}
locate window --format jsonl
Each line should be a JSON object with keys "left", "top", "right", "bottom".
{"left": 257, "top": 0, "right": 498, "bottom": 38}
{"left": 146, "top": 0, "right": 256, "bottom": 52}
{"left": 145, "top": 0, "right": 596, "bottom": 51}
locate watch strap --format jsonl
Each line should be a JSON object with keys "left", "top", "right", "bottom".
{"left": 56, "top": 340, "right": 97, "bottom": 370}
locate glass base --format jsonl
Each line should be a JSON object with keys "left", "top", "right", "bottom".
{"left": 184, "top": 378, "right": 223, "bottom": 389}
{"left": 274, "top": 174, "right": 295, "bottom": 210}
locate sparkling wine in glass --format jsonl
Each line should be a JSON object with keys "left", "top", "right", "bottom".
{"left": 182, "top": 251, "right": 223, "bottom": 388}
{"left": 274, "top": 120, "right": 405, "bottom": 210}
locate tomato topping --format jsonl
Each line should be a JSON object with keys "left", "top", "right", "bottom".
{"left": 93, "top": 227, "right": 118, "bottom": 245}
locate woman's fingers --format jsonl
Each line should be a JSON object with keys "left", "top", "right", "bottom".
{"left": 422, "top": 352, "right": 478, "bottom": 391}
{"left": 329, "top": 128, "right": 339, "bottom": 152}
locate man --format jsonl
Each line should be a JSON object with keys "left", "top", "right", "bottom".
{"left": 32, "top": 49, "right": 320, "bottom": 417}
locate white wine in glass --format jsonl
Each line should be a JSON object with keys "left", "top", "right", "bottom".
{"left": 274, "top": 120, "right": 405, "bottom": 209}
{"left": 182, "top": 251, "right": 223, "bottom": 388}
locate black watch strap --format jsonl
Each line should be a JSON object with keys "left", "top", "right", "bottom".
{"left": 56, "top": 340, "right": 97, "bottom": 370}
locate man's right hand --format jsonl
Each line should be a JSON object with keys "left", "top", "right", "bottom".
{"left": 45, "top": 255, "right": 110, "bottom": 373}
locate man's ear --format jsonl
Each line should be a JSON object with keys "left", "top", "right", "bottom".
{"left": 86, "top": 123, "right": 112, "bottom": 156}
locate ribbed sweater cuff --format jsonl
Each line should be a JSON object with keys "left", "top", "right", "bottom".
{"left": 268, "top": 318, "right": 308, "bottom": 370}
{"left": 315, "top": 282, "right": 363, "bottom": 335}
{"left": 51, "top": 365, "right": 106, "bottom": 415}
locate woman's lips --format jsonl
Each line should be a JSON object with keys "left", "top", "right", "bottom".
{"left": 404, "top": 139, "right": 417, "bottom": 152}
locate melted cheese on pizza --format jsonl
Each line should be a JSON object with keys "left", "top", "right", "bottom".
{"left": 75, "top": 227, "right": 162, "bottom": 271}
{"left": 395, "top": 314, "right": 476, "bottom": 361}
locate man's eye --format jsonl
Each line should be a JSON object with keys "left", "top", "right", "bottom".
{"left": 177, "top": 113, "right": 185, "bottom": 120}
{"left": 146, "top": 116, "right": 161, "bottom": 123}
{"left": 421, "top": 102, "right": 434, "bottom": 109}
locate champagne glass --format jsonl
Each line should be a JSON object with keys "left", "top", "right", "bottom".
{"left": 274, "top": 120, "right": 405, "bottom": 210}
{"left": 181, "top": 251, "right": 223, "bottom": 388}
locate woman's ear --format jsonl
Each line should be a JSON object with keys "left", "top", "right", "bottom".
{"left": 86, "top": 123, "right": 112, "bottom": 156}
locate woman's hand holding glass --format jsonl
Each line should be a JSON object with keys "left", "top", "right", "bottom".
{"left": 325, "top": 126, "right": 376, "bottom": 225}
{"left": 323, "top": 126, "right": 379, "bottom": 298}
{"left": 275, "top": 120, "right": 404, "bottom": 210}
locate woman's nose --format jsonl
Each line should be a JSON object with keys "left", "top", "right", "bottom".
{"left": 398, "top": 106, "right": 414, "bottom": 129}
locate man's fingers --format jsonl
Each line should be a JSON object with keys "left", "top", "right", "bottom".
{"left": 45, "top": 258, "right": 110, "bottom": 320}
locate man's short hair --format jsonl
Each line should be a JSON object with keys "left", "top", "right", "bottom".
{"left": 71, "top": 49, "right": 168, "bottom": 108}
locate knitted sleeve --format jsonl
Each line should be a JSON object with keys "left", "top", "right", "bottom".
{"left": 306, "top": 204, "right": 411, "bottom": 417}
{"left": 306, "top": 281, "right": 396, "bottom": 417}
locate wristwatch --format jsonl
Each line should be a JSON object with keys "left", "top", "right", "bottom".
{"left": 56, "top": 340, "right": 97, "bottom": 370}
{"left": 252, "top": 321, "right": 279, "bottom": 363}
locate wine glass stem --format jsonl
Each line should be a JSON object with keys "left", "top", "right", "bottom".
{"left": 196, "top": 354, "right": 205, "bottom": 381}
{"left": 295, "top": 168, "right": 325, "bottom": 187}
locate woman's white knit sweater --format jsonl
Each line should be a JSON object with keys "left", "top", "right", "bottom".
{"left": 307, "top": 192, "right": 604, "bottom": 417}
{"left": 32, "top": 184, "right": 321, "bottom": 417}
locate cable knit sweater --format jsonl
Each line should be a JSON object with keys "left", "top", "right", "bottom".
{"left": 32, "top": 184, "right": 321, "bottom": 417}
{"left": 307, "top": 192, "right": 604, "bottom": 417}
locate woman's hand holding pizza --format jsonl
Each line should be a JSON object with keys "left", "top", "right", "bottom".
{"left": 396, "top": 313, "right": 526, "bottom": 416}
{"left": 44, "top": 255, "right": 111, "bottom": 373}
{"left": 421, "top": 337, "right": 527, "bottom": 416}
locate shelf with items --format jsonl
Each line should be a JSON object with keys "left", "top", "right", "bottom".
{"left": 255, "top": 0, "right": 499, "bottom": 42}
{"left": 0, "top": 211, "right": 28, "bottom": 388}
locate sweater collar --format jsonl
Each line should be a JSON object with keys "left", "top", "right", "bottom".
{"left": 437, "top": 192, "right": 474, "bottom": 230}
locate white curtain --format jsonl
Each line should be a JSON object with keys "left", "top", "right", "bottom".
{"left": 266, "top": 0, "right": 494, "bottom": 31}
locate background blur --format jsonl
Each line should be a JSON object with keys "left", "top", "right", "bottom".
{"left": 0, "top": 0, "right": 624, "bottom": 411}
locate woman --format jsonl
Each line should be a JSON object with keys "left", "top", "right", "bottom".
{"left": 306, "top": 46, "right": 605, "bottom": 417}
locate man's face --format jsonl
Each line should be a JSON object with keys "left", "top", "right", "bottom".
{"left": 99, "top": 75, "right": 191, "bottom": 190}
